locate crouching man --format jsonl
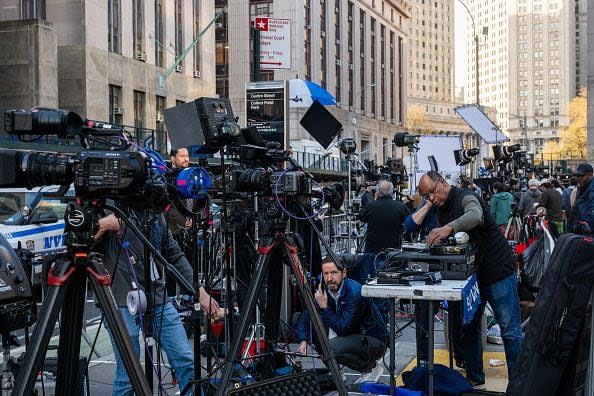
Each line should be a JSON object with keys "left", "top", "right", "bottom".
{"left": 296, "top": 257, "right": 389, "bottom": 379}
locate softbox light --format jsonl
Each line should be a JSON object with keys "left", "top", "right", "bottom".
{"left": 454, "top": 104, "right": 509, "bottom": 144}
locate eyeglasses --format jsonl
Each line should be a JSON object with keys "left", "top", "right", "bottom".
{"left": 421, "top": 180, "right": 440, "bottom": 200}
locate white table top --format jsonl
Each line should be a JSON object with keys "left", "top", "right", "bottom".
{"left": 361, "top": 279, "right": 470, "bottom": 301}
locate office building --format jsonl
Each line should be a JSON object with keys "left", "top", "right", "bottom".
{"left": 406, "top": 0, "right": 473, "bottom": 144}
{"left": 217, "top": 0, "right": 411, "bottom": 164}
{"left": 463, "top": 0, "right": 576, "bottom": 154}
{"left": 0, "top": 0, "right": 216, "bottom": 152}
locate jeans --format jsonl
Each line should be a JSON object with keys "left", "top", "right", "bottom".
{"left": 330, "top": 334, "right": 386, "bottom": 371}
{"left": 462, "top": 273, "right": 523, "bottom": 382}
{"left": 105, "top": 302, "right": 194, "bottom": 396}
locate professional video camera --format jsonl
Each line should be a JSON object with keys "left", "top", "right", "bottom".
{"left": 363, "top": 159, "right": 408, "bottom": 186}
{"left": 1, "top": 107, "right": 175, "bottom": 211}
{"left": 454, "top": 148, "right": 480, "bottom": 166}
{"left": 393, "top": 132, "right": 420, "bottom": 148}
{"left": 493, "top": 144, "right": 521, "bottom": 163}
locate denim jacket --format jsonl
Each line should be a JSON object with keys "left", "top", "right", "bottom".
{"left": 297, "top": 278, "right": 388, "bottom": 343}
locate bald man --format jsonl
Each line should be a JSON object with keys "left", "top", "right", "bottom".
{"left": 417, "top": 171, "right": 522, "bottom": 387}
{"left": 357, "top": 180, "right": 410, "bottom": 253}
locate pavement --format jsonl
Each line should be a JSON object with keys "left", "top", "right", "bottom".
{"left": 1, "top": 308, "right": 507, "bottom": 395}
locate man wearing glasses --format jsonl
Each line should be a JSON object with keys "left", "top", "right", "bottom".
{"left": 417, "top": 171, "right": 522, "bottom": 388}
{"left": 567, "top": 163, "right": 594, "bottom": 235}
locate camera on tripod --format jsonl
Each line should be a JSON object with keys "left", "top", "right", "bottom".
{"left": 2, "top": 107, "right": 171, "bottom": 211}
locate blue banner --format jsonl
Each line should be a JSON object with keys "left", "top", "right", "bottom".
{"left": 461, "top": 274, "right": 481, "bottom": 325}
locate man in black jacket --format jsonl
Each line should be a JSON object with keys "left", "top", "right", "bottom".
{"left": 420, "top": 171, "right": 522, "bottom": 387}
{"left": 358, "top": 180, "right": 410, "bottom": 253}
{"left": 95, "top": 211, "right": 219, "bottom": 395}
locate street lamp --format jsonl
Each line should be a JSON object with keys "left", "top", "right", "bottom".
{"left": 508, "top": 113, "right": 530, "bottom": 153}
{"left": 349, "top": 83, "right": 376, "bottom": 141}
{"left": 457, "top": 0, "right": 480, "bottom": 106}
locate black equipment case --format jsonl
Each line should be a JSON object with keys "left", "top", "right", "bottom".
{"left": 507, "top": 234, "right": 594, "bottom": 396}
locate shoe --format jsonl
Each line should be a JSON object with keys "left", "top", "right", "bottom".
{"left": 354, "top": 363, "right": 384, "bottom": 384}
{"left": 469, "top": 379, "right": 486, "bottom": 390}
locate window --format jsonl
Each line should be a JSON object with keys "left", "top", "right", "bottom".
{"left": 155, "top": 95, "right": 166, "bottom": 152}
{"left": 320, "top": 0, "right": 327, "bottom": 87}
{"left": 134, "top": 91, "right": 145, "bottom": 135}
{"left": 304, "top": 0, "right": 312, "bottom": 80}
{"left": 155, "top": 0, "right": 164, "bottom": 67}
{"left": 108, "top": 0, "right": 121, "bottom": 53}
{"left": 380, "top": 24, "right": 385, "bottom": 118}
{"left": 175, "top": 0, "right": 184, "bottom": 63}
{"left": 390, "top": 31, "right": 394, "bottom": 122}
{"left": 193, "top": 0, "right": 201, "bottom": 73}
{"left": 109, "top": 85, "right": 123, "bottom": 125}
{"left": 360, "top": 10, "right": 366, "bottom": 112}
{"left": 133, "top": 0, "right": 144, "bottom": 56}
{"left": 348, "top": 1, "right": 354, "bottom": 107}
{"left": 154, "top": 94, "right": 165, "bottom": 141}
{"left": 215, "top": 0, "right": 228, "bottom": 97}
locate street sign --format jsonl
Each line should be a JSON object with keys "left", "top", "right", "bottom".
{"left": 246, "top": 81, "right": 288, "bottom": 149}
{"left": 254, "top": 17, "right": 291, "bottom": 70}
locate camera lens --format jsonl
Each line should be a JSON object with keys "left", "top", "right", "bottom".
{"left": 21, "top": 152, "right": 73, "bottom": 188}
{"left": 32, "top": 108, "right": 83, "bottom": 137}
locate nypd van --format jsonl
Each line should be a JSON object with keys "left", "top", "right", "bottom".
{"left": 0, "top": 187, "right": 72, "bottom": 255}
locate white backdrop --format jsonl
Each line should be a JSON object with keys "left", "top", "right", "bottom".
{"left": 404, "top": 135, "right": 463, "bottom": 192}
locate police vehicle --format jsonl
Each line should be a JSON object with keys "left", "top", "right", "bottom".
{"left": 0, "top": 187, "right": 71, "bottom": 255}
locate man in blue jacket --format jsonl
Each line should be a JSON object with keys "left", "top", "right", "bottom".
{"left": 567, "top": 163, "right": 594, "bottom": 235}
{"left": 296, "top": 257, "right": 388, "bottom": 374}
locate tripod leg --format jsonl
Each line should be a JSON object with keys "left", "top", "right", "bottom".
{"left": 12, "top": 259, "right": 73, "bottom": 396}
{"left": 55, "top": 269, "right": 86, "bottom": 396}
{"left": 216, "top": 238, "right": 275, "bottom": 396}
{"left": 283, "top": 240, "right": 348, "bottom": 396}
{"left": 86, "top": 265, "right": 152, "bottom": 395}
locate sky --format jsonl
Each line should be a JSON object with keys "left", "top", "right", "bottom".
{"left": 454, "top": 1, "right": 467, "bottom": 90}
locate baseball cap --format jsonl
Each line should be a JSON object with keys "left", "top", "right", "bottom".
{"left": 573, "top": 163, "right": 593, "bottom": 177}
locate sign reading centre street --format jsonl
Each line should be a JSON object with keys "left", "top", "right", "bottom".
{"left": 246, "top": 81, "right": 287, "bottom": 149}
{"left": 254, "top": 17, "right": 291, "bottom": 70}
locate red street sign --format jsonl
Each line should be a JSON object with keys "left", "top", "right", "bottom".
{"left": 252, "top": 17, "right": 291, "bottom": 70}
{"left": 255, "top": 17, "right": 269, "bottom": 31}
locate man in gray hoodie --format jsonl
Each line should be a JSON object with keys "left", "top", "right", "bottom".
{"left": 518, "top": 179, "right": 541, "bottom": 217}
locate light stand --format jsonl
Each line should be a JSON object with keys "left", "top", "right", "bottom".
{"left": 339, "top": 138, "right": 357, "bottom": 253}
{"left": 393, "top": 133, "right": 421, "bottom": 194}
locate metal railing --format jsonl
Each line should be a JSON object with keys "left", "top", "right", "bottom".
{"left": 292, "top": 151, "right": 348, "bottom": 173}
{"left": 318, "top": 213, "right": 365, "bottom": 254}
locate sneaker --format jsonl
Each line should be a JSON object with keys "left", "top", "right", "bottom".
{"left": 354, "top": 363, "right": 384, "bottom": 384}
{"left": 469, "top": 379, "right": 486, "bottom": 390}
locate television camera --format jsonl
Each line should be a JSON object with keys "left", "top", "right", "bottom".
{"left": 2, "top": 108, "right": 177, "bottom": 211}
{"left": 363, "top": 158, "right": 408, "bottom": 186}
{"left": 454, "top": 148, "right": 480, "bottom": 166}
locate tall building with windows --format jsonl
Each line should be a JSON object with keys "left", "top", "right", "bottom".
{"left": 406, "top": 0, "right": 473, "bottom": 141}
{"left": 587, "top": 0, "right": 594, "bottom": 162}
{"left": 575, "top": 0, "right": 588, "bottom": 92}
{"left": 462, "top": 0, "right": 577, "bottom": 154}
{"left": 0, "top": 0, "right": 215, "bottom": 152}
{"left": 217, "top": 0, "right": 411, "bottom": 164}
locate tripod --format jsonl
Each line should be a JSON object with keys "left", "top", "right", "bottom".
{"left": 12, "top": 203, "right": 152, "bottom": 396}
{"left": 504, "top": 205, "right": 524, "bottom": 242}
{"left": 13, "top": 200, "right": 199, "bottom": 396}
{"left": 216, "top": 220, "right": 348, "bottom": 395}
